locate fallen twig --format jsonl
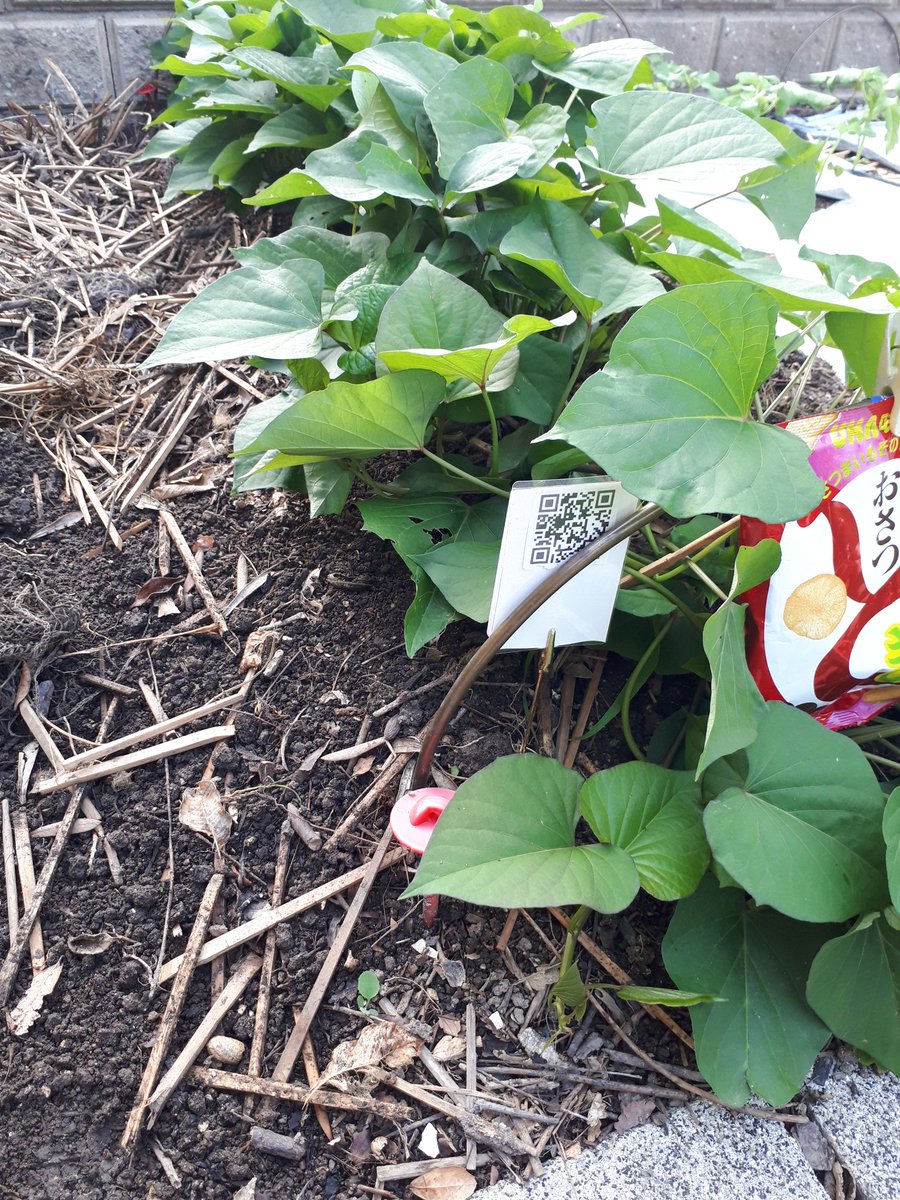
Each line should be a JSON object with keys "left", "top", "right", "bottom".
{"left": 30, "top": 724, "right": 236, "bottom": 797}
{"left": 243, "top": 820, "right": 292, "bottom": 1118}
{"left": 189, "top": 1066, "right": 413, "bottom": 1121}
{"left": 302, "top": 1035, "right": 332, "bottom": 1140}
{"left": 11, "top": 811, "right": 45, "bottom": 973}
{"left": 17, "top": 700, "right": 64, "bottom": 771}
{"left": 0, "top": 701, "right": 119, "bottom": 1006}
{"left": 146, "top": 953, "right": 262, "bottom": 1126}
{"left": 157, "top": 505, "right": 228, "bottom": 636}
{"left": 323, "top": 752, "right": 418, "bottom": 850}
{"left": 157, "top": 847, "right": 407, "bottom": 983}
{"left": 2, "top": 792, "right": 18, "bottom": 945}
{"left": 368, "top": 1068, "right": 535, "bottom": 1157}
{"left": 261, "top": 828, "right": 395, "bottom": 1112}
{"left": 121, "top": 873, "right": 224, "bottom": 1151}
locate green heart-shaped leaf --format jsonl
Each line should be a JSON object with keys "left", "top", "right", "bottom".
{"left": 145, "top": 257, "right": 325, "bottom": 366}
{"left": 229, "top": 46, "right": 346, "bottom": 110}
{"left": 237, "top": 371, "right": 445, "bottom": 459}
{"left": 589, "top": 91, "right": 782, "bottom": 186}
{"left": 807, "top": 914, "right": 900, "bottom": 1073}
{"left": 403, "top": 755, "right": 640, "bottom": 912}
{"left": 538, "top": 38, "right": 665, "bottom": 95}
{"left": 423, "top": 56, "right": 513, "bottom": 180}
{"left": 704, "top": 704, "right": 889, "bottom": 923}
{"left": 885, "top": 788, "right": 900, "bottom": 911}
{"left": 500, "top": 197, "right": 663, "bottom": 321}
{"left": 580, "top": 761, "right": 708, "bottom": 900}
{"left": 540, "top": 282, "right": 824, "bottom": 521}
{"left": 697, "top": 540, "right": 780, "bottom": 776}
{"left": 663, "top": 875, "right": 835, "bottom": 1106}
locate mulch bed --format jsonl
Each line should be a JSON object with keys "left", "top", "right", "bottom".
{"left": 0, "top": 91, "right": 842, "bottom": 1200}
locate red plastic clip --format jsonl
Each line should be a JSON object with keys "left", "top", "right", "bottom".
{"left": 390, "top": 787, "right": 454, "bottom": 855}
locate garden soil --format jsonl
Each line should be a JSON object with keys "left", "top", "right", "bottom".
{"left": 0, "top": 97, "right": 848, "bottom": 1200}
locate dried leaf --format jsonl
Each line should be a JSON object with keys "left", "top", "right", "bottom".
{"left": 155, "top": 596, "right": 181, "bottom": 618}
{"left": 436, "top": 959, "right": 466, "bottom": 989}
{"left": 240, "top": 629, "right": 279, "bottom": 673}
{"left": 131, "top": 576, "right": 180, "bottom": 608}
{"left": 179, "top": 779, "right": 232, "bottom": 849}
{"left": 193, "top": 534, "right": 215, "bottom": 553}
{"left": 351, "top": 754, "right": 376, "bottom": 778}
{"left": 320, "top": 1021, "right": 421, "bottom": 1088}
{"left": 437, "top": 1015, "right": 462, "bottom": 1037}
{"left": 347, "top": 1129, "right": 372, "bottom": 1164}
{"left": 67, "top": 932, "right": 114, "bottom": 956}
{"left": 615, "top": 1097, "right": 656, "bottom": 1133}
{"left": 296, "top": 744, "right": 328, "bottom": 778}
{"left": 409, "top": 1165, "right": 477, "bottom": 1200}
{"left": 6, "top": 962, "right": 63, "bottom": 1036}
{"left": 431, "top": 1034, "right": 466, "bottom": 1063}
{"left": 233, "top": 1182, "right": 257, "bottom": 1200}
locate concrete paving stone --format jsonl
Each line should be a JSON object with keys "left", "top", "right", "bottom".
{"left": 808, "top": 1060, "right": 900, "bottom": 1200}
{"left": 0, "top": 15, "right": 113, "bottom": 106}
{"left": 475, "top": 1101, "right": 827, "bottom": 1200}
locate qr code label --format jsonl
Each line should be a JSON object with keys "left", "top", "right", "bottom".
{"left": 526, "top": 488, "right": 616, "bottom": 567}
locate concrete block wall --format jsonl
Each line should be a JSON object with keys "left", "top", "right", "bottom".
{"left": 1, "top": 1, "right": 898, "bottom": 108}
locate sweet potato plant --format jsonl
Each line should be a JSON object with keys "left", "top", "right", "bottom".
{"left": 144, "top": 0, "right": 900, "bottom": 1105}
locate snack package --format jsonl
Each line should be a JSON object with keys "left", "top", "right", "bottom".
{"left": 741, "top": 395, "right": 900, "bottom": 730}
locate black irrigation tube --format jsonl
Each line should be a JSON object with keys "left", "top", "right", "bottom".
{"left": 410, "top": 502, "right": 663, "bottom": 790}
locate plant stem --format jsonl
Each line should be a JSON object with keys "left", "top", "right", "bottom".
{"left": 862, "top": 751, "right": 900, "bottom": 772}
{"left": 480, "top": 386, "right": 500, "bottom": 475}
{"left": 553, "top": 319, "right": 592, "bottom": 423}
{"left": 420, "top": 447, "right": 509, "bottom": 497}
{"left": 554, "top": 904, "right": 590, "bottom": 1027}
{"left": 620, "top": 564, "right": 706, "bottom": 629}
{"left": 354, "top": 466, "right": 408, "bottom": 497}
{"left": 620, "top": 618, "right": 673, "bottom": 761}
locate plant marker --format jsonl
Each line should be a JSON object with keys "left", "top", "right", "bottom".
{"left": 390, "top": 788, "right": 454, "bottom": 927}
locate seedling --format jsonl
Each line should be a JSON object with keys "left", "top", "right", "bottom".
{"left": 356, "top": 970, "right": 380, "bottom": 1014}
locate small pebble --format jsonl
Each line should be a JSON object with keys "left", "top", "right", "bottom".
{"left": 207, "top": 1035, "right": 245, "bottom": 1065}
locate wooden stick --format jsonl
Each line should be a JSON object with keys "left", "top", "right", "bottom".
{"left": 302, "top": 1036, "right": 332, "bottom": 1139}
{"left": 368, "top": 1068, "right": 534, "bottom": 1157}
{"left": 549, "top": 908, "right": 693, "bottom": 1049}
{"left": 244, "top": 820, "right": 292, "bottom": 1117}
{"left": 619, "top": 517, "right": 740, "bottom": 590}
{"left": 465, "top": 1002, "right": 478, "bottom": 1171}
{"left": 323, "top": 754, "right": 415, "bottom": 850}
{"left": 11, "top": 811, "right": 45, "bottom": 973}
{"left": 564, "top": 651, "right": 607, "bottom": 770}
{"left": 190, "top": 1066, "right": 412, "bottom": 1121}
{"left": 30, "top": 724, "right": 235, "bottom": 797}
{"left": 17, "top": 700, "right": 64, "bottom": 771}
{"left": 158, "top": 506, "right": 228, "bottom": 636}
{"left": 249, "top": 1127, "right": 304, "bottom": 1161}
{"left": 0, "top": 785, "right": 85, "bottom": 1005}
{"left": 121, "top": 873, "right": 223, "bottom": 1151}
{"left": 146, "top": 953, "right": 262, "bottom": 1125}
{"left": 158, "top": 847, "right": 407, "bottom": 983}
{"left": 264, "top": 828, "right": 394, "bottom": 1103}
{"left": 2, "top": 793, "right": 18, "bottom": 944}
{"left": 60, "top": 692, "right": 243, "bottom": 772}
{"left": 376, "top": 1156, "right": 490, "bottom": 1184}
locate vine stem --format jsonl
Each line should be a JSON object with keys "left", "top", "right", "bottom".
{"left": 620, "top": 617, "right": 674, "bottom": 762}
{"left": 411, "top": 503, "right": 663, "bottom": 789}
{"left": 553, "top": 319, "right": 592, "bottom": 424}
{"left": 553, "top": 903, "right": 590, "bottom": 1027}
{"left": 480, "top": 386, "right": 500, "bottom": 475}
{"left": 420, "top": 448, "right": 508, "bottom": 498}
{"left": 619, "top": 564, "right": 705, "bottom": 629}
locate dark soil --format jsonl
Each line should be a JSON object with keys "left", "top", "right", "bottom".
{"left": 0, "top": 403, "right": 700, "bottom": 1199}
{"left": 0, "top": 98, "right": 852, "bottom": 1200}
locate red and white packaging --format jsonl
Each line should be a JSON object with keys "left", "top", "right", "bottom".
{"left": 741, "top": 395, "right": 900, "bottom": 730}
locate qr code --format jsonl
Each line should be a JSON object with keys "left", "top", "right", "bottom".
{"left": 527, "top": 488, "right": 616, "bottom": 567}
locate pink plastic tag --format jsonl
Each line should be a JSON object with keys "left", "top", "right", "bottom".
{"left": 390, "top": 787, "right": 454, "bottom": 855}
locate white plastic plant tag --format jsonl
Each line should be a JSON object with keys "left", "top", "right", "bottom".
{"left": 487, "top": 478, "right": 638, "bottom": 650}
